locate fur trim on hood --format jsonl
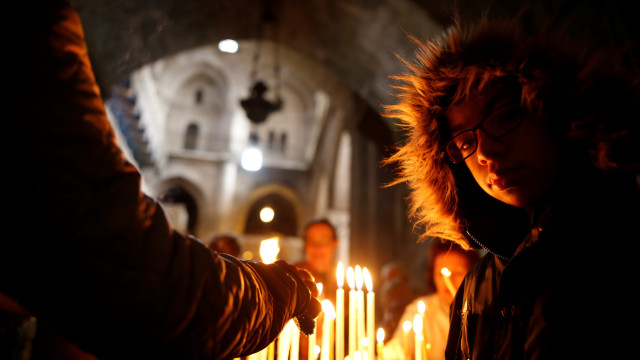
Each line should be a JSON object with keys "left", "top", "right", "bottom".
{"left": 383, "top": 14, "right": 639, "bottom": 249}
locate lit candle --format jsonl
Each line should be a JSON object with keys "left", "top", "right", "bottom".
{"left": 363, "top": 268, "right": 375, "bottom": 359}
{"left": 259, "top": 237, "right": 280, "bottom": 264}
{"left": 321, "top": 300, "right": 336, "bottom": 360}
{"left": 362, "top": 338, "right": 369, "bottom": 360}
{"left": 336, "top": 262, "right": 345, "bottom": 360}
{"left": 291, "top": 321, "right": 300, "bottom": 360}
{"left": 355, "top": 266, "right": 365, "bottom": 354}
{"left": 413, "top": 314, "right": 423, "bottom": 360}
{"left": 417, "top": 300, "right": 426, "bottom": 360}
{"left": 402, "top": 321, "right": 412, "bottom": 359}
{"left": 278, "top": 320, "right": 294, "bottom": 360}
{"left": 309, "top": 283, "right": 323, "bottom": 360}
{"left": 440, "top": 267, "right": 457, "bottom": 298}
{"left": 347, "top": 266, "right": 357, "bottom": 357}
{"left": 376, "top": 328, "right": 385, "bottom": 360}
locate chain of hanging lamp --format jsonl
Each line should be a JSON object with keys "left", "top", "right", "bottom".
{"left": 240, "top": 0, "right": 283, "bottom": 126}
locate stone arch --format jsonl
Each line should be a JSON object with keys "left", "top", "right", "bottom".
{"left": 156, "top": 177, "right": 205, "bottom": 236}
{"left": 236, "top": 183, "right": 305, "bottom": 237}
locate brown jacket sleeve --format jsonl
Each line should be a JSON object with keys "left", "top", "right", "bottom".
{"left": 3, "top": 2, "right": 310, "bottom": 359}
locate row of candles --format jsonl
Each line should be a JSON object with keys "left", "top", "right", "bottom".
{"left": 244, "top": 238, "right": 451, "bottom": 360}
{"left": 247, "top": 261, "right": 382, "bottom": 360}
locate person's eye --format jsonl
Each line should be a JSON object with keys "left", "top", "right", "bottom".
{"left": 455, "top": 133, "right": 475, "bottom": 151}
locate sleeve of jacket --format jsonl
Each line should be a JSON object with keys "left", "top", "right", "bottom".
{"left": 3, "top": 1, "right": 311, "bottom": 359}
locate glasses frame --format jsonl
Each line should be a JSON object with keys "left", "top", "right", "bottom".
{"left": 444, "top": 110, "right": 524, "bottom": 164}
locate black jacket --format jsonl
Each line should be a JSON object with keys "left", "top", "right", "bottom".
{"left": 446, "top": 167, "right": 639, "bottom": 359}
{"left": 2, "top": 2, "right": 313, "bottom": 359}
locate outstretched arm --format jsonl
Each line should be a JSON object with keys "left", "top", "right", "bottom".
{"left": 4, "top": 1, "right": 319, "bottom": 359}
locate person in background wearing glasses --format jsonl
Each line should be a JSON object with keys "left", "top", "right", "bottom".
{"left": 383, "top": 4, "right": 639, "bottom": 360}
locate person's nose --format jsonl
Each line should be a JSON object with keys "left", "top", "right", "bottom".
{"left": 475, "top": 129, "right": 506, "bottom": 165}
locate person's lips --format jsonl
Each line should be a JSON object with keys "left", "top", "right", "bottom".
{"left": 489, "top": 168, "right": 518, "bottom": 190}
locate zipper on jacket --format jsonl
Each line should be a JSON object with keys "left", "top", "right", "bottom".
{"left": 465, "top": 227, "right": 510, "bottom": 261}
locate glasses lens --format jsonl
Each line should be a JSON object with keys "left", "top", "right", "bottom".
{"left": 483, "top": 110, "right": 523, "bottom": 138}
{"left": 446, "top": 130, "right": 476, "bottom": 163}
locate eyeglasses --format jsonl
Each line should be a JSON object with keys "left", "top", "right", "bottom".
{"left": 444, "top": 106, "right": 524, "bottom": 164}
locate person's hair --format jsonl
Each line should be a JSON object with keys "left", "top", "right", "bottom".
{"left": 383, "top": 11, "right": 639, "bottom": 249}
{"left": 303, "top": 217, "right": 337, "bottom": 242}
{"left": 208, "top": 234, "right": 241, "bottom": 256}
{"left": 424, "top": 239, "right": 480, "bottom": 293}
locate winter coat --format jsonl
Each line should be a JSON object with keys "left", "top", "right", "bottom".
{"left": 2, "top": 2, "right": 312, "bottom": 359}
{"left": 445, "top": 166, "right": 639, "bottom": 359}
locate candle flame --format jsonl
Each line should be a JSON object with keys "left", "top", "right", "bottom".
{"left": 402, "top": 320, "right": 412, "bottom": 332}
{"left": 363, "top": 267, "right": 373, "bottom": 292}
{"left": 316, "top": 283, "right": 323, "bottom": 297}
{"left": 377, "top": 328, "right": 385, "bottom": 343}
{"left": 321, "top": 299, "right": 336, "bottom": 320}
{"left": 355, "top": 265, "right": 363, "bottom": 290}
{"left": 337, "top": 261, "right": 344, "bottom": 288}
{"left": 259, "top": 237, "right": 279, "bottom": 264}
{"left": 313, "top": 345, "right": 321, "bottom": 356}
{"left": 417, "top": 300, "right": 425, "bottom": 314}
{"left": 440, "top": 267, "right": 452, "bottom": 277}
{"left": 346, "top": 266, "right": 355, "bottom": 290}
{"left": 362, "top": 337, "right": 369, "bottom": 347}
{"left": 413, "top": 314, "right": 423, "bottom": 335}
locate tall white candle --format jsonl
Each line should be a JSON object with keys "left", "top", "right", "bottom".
{"left": 336, "top": 262, "right": 345, "bottom": 360}
{"left": 402, "top": 321, "right": 412, "bottom": 359}
{"left": 321, "top": 300, "right": 336, "bottom": 360}
{"left": 376, "top": 328, "right": 385, "bottom": 360}
{"left": 440, "top": 267, "right": 457, "bottom": 298}
{"left": 308, "top": 324, "right": 316, "bottom": 360}
{"left": 413, "top": 314, "right": 423, "bottom": 360}
{"left": 355, "top": 266, "right": 365, "bottom": 354}
{"left": 309, "top": 283, "right": 322, "bottom": 360}
{"left": 363, "top": 268, "right": 375, "bottom": 360}
{"left": 347, "top": 266, "right": 357, "bottom": 358}
{"left": 278, "top": 320, "right": 294, "bottom": 360}
{"left": 291, "top": 324, "right": 300, "bottom": 360}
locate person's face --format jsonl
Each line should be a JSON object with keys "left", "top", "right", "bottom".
{"left": 433, "top": 252, "right": 471, "bottom": 305}
{"left": 445, "top": 84, "right": 559, "bottom": 211}
{"left": 304, "top": 223, "right": 338, "bottom": 274}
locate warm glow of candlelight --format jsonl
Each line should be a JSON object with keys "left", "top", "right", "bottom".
{"left": 355, "top": 266, "right": 363, "bottom": 290}
{"left": 347, "top": 266, "right": 355, "bottom": 290}
{"left": 317, "top": 283, "right": 323, "bottom": 298}
{"left": 348, "top": 266, "right": 357, "bottom": 357}
{"left": 363, "top": 267, "right": 373, "bottom": 292}
{"left": 403, "top": 321, "right": 412, "bottom": 332}
{"left": 362, "top": 337, "right": 369, "bottom": 347}
{"left": 417, "top": 300, "right": 425, "bottom": 314}
{"left": 364, "top": 267, "right": 375, "bottom": 359}
{"left": 413, "top": 314, "right": 423, "bottom": 336}
{"left": 259, "top": 237, "right": 279, "bottom": 264}
{"left": 336, "top": 263, "right": 345, "bottom": 360}
{"left": 440, "top": 267, "right": 457, "bottom": 297}
{"left": 377, "top": 328, "right": 385, "bottom": 360}
{"left": 322, "top": 300, "right": 336, "bottom": 320}
{"left": 321, "top": 300, "right": 336, "bottom": 360}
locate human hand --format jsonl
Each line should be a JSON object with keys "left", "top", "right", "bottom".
{"left": 275, "top": 260, "right": 322, "bottom": 335}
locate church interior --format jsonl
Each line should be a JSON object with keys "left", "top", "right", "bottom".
{"left": 64, "top": 0, "right": 636, "bottom": 291}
